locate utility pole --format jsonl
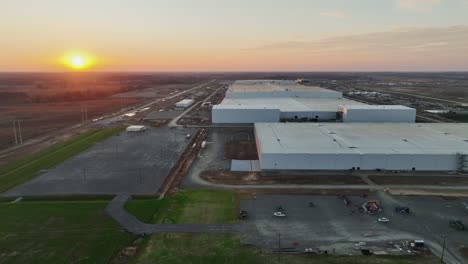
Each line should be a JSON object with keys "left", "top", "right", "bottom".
{"left": 441, "top": 235, "right": 446, "bottom": 263}
{"left": 17, "top": 120, "right": 23, "bottom": 144}
{"left": 81, "top": 105, "right": 84, "bottom": 123}
{"left": 12, "top": 120, "right": 17, "bottom": 145}
{"left": 85, "top": 104, "right": 88, "bottom": 121}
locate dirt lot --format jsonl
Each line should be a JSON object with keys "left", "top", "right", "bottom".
{"left": 177, "top": 84, "right": 228, "bottom": 126}
{"left": 200, "top": 171, "right": 367, "bottom": 185}
{"left": 370, "top": 176, "right": 468, "bottom": 185}
{"left": 224, "top": 141, "right": 258, "bottom": 160}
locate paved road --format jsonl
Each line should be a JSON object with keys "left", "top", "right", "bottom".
{"left": 187, "top": 170, "right": 468, "bottom": 192}
{"left": 106, "top": 195, "right": 242, "bottom": 236}
{"left": 168, "top": 84, "right": 224, "bottom": 127}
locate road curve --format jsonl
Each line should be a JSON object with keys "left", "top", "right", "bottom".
{"left": 105, "top": 195, "right": 242, "bottom": 236}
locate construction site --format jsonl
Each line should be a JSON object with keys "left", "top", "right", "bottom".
{"left": 2, "top": 78, "right": 468, "bottom": 264}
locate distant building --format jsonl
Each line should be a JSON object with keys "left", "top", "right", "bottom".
{"left": 175, "top": 99, "right": 195, "bottom": 108}
{"left": 212, "top": 80, "right": 416, "bottom": 124}
{"left": 126, "top": 125, "right": 146, "bottom": 132}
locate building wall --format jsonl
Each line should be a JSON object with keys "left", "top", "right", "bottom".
{"left": 212, "top": 107, "right": 280, "bottom": 123}
{"left": 259, "top": 152, "right": 459, "bottom": 171}
{"left": 341, "top": 107, "right": 416, "bottom": 123}
{"left": 280, "top": 111, "right": 337, "bottom": 120}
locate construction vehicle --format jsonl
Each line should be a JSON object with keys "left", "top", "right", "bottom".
{"left": 360, "top": 200, "right": 382, "bottom": 215}
{"left": 449, "top": 220, "right": 466, "bottom": 231}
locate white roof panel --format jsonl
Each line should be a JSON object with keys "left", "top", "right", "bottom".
{"left": 255, "top": 123, "right": 468, "bottom": 155}
{"left": 216, "top": 97, "right": 365, "bottom": 112}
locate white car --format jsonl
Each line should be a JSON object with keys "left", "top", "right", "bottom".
{"left": 273, "top": 212, "right": 286, "bottom": 217}
{"left": 378, "top": 217, "right": 390, "bottom": 223}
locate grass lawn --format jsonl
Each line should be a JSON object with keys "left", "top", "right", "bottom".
{"left": 439, "top": 112, "right": 468, "bottom": 122}
{"left": 125, "top": 190, "right": 238, "bottom": 224}
{"left": 0, "top": 199, "right": 134, "bottom": 264}
{"left": 127, "top": 190, "right": 439, "bottom": 264}
{"left": 0, "top": 127, "right": 122, "bottom": 193}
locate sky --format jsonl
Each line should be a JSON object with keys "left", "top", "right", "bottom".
{"left": 1, "top": 0, "right": 468, "bottom": 72}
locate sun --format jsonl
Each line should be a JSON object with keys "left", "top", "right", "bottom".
{"left": 60, "top": 52, "right": 96, "bottom": 70}
{"left": 71, "top": 56, "right": 85, "bottom": 69}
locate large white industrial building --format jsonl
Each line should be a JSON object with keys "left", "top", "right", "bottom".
{"left": 212, "top": 80, "right": 416, "bottom": 124}
{"left": 225, "top": 80, "right": 342, "bottom": 99}
{"left": 212, "top": 80, "right": 465, "bottom": 172}
{"left": 255, "top": 123, "right": 468, "bottom": 171}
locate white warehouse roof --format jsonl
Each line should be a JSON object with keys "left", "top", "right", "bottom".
{"left": 255, "top": 123, "right": 468, "bottom": 171}
{"left": 225, "top": 80, "right": 342, "bottom": 99}
{"left": 255, "top": 123, "right": 468, "bottom": 155}
{"left": 340, "top": 105, "right": 414, "bottom": 110}
{"left": 215, "top": 97, "right": 366, "bottom": 113}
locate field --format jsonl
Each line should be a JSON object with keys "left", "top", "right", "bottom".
{"left": 0, "top": 199, "right": 135, "bottom": 264}
{"left": 0, "top": 127, "right": 122, "bottom": 194}
{"left": 125, "top": 190, "right": 439, "bottom": 264}
{"left": 125, "top": 190, "right": 238, "bottom": 224}
{"left": 0, "top": 98, "right": 141, "bottom": 151}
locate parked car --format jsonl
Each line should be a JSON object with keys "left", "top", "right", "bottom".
{"left": 273, "top": 212, "right": 286, "bottom": 217}
{"left": 395, "top": 206, "right": 410, "bottom": 214}
{"left": 239, "top": 210, "right": 248, "bottom": 220}
{"left": 378, "top": 217, "right": 390, "bottom": 223}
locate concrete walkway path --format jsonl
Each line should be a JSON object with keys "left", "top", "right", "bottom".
{"left": 106, "top": 195, "right": 242, "bottom": 235}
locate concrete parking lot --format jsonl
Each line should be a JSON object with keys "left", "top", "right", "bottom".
{"left": 3, "top": 127, "right": 197, "bottom": 196}
{"left": 239, "top": 193, "right": 468, "bottom": 264}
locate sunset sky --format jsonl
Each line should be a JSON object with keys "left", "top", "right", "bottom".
{"left": 1, "top": 0, "right": 468, "bottom": 71}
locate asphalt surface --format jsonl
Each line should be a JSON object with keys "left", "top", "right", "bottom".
{"left": 106, "top": 195, "right": 242, "bottom": 236}
{"left": 3, "top": 127, "right": 197, "bottom": 196}
{"left": 239, "top": 193, "right": 468, "bottom": 264}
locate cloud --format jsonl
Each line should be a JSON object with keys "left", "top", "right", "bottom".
{"left": 320, "top": 11, "right": 345, "bottom": 18}
{"left": 249, "top": 25, "right": 467, "bottom": 53}
{"left": 244, "top": 25, "right": 468, "bottom": 70}
{"left": 396, "top": 0, "right": 441, "bottom": 11}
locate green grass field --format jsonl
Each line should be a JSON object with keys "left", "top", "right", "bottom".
{"left": 127, "top": 190, "right": 439, "bottom": 264}
{"left": 0, "top": 127, "right": 122, "bottom": 193}
{"left": 439, "top": 112, "right": 468, "bottom": 122}
{"left": 125, "top": 190, "right": 238, "bottom": 224}
{"left": 0, "top": 199, "right": 134, "bottom": 264}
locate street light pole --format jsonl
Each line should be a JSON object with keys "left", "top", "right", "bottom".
{"left": 277, "top": 232, "right": 281, "bottom": 262}
{"left": 441, "top": 235, "right": 446, "bottom": 263}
